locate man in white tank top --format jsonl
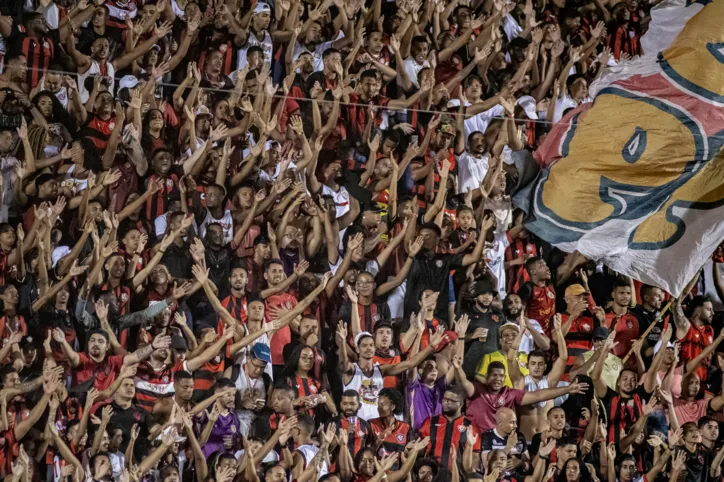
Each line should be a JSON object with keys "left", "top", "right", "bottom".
{"left": 338, "top": 326, "right": 448, "bottom": 421}
{"left": 291, "top": 414, "right": 330, "bottom": 480}
{"left": 236, "top": 2, "right": 273, "bottom": 70}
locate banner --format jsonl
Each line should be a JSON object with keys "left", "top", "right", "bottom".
{"left": 524, "top": 0, "right": 724, "bottom": 295}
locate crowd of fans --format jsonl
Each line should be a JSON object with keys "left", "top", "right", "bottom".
{"left": 0, "top": 0, "right": 721, "bottom": 480}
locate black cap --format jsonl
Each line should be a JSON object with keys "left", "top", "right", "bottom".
{"left": 471, "top": 278, "right": 498, "bottom": 297}
{"left": 363, "top": 202, "right": 384, "bottom": 213}
{"left": 253, "top": 234, "right": 271, "bottom": 246}
{"left": 593, "top": 326, "right": 609, "bottom": 340}
{"left": 419, "top": 222, "right": 442, "bottom": 237}
{"left": 20, "top": 336, "right": 35, "bottom": 349}
{"left": 34, "top": 173, "right": 56, "bottom": 189}
{"left": 374, "top": 320, "right": 393, "bottom": 331}
{"left": 171, "top": 335, "right": 188, "bottom": 350}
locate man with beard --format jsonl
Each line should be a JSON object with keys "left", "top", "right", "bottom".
{"left": 504, "top": 294, "right": 550, "bottom": 355}
{"left": 675, "top": 295, "right": 715, "bottom": 382}
{"left": 455, "top": 358, "right": 589, "bottom": 431}
{"left": 591, "top": 333, "right": 657, "bottom": 446}
{"left": 294, "top": 19, "right": 352, "bottom": 74}
{"left": 320, "top": 160, "right": 352, "bottom": 223}
{"left": 461, "top": 278, "right": 503, "bottom": 378}
{"left": 195, "top": 184, "right": 234, "bottom": 248}
{"left": 132, "top": 326, "right": 236, "bottom": 412}
{"left": 261, "top": 258, "right": 309, "bottom": 375}
{"left": 632, "top": 284, "right": 668, "bottom": 362}
{"left": 518, "top": 257, "right": 557, "bottom": 333}
{"left": 405, "top": 216, "right": 494, "bottom": 326}
{"left": 325, "top": 390, "right": 373, "bottom": 458}
{"left": 603, "top": 278, "right": 640, "bottom": 362}
{"left": 559, "top": 283, "right": 606, "bottom": 376}
{"left": 53, "top": 319, "right": 172, "bottom": 392}
{"left": 204, "top": 224, "right": 235, "bottom": 298}
{"left": 372, "top": 322, "right": 401, "bottom": 388}
{"left": 220, "top": 266, "right": 249, "bottom": 323}
{"left": 3, "top": 13, "right": 63, "bottom": 90}
{"left": 418, "top": 385, "right": 481, "bottom": 469}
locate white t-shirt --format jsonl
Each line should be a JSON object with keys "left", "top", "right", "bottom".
{"left": 448, "top": 99, "right": 505, "bottom": 144}
{"left": 322, "top": 184, "right": 350, "bottom": 219}
{"left": 293, "top": 40, "right": 334, "bottom": 72}
{"left": 456, "top": 151, "right": 490, "bottom": 194}
{"left": 518, "top": 318, "right": 545, "bottom": 354}
{"left": 403, "top": 57, "right": 429, "bottom": 88}
{"left": 485, "top": 231, "right": 510, "bottom": 298}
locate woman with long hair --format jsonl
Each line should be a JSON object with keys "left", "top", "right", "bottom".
{"left": 280, "top": 344, "right": 336, "bottom": 417}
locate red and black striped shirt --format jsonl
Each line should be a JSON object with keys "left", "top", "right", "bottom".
{"left": 221, "top": 294, "right": 247, "bottom": 325}
{"left": 327, "top": 416, "right": 373, "bottom": 458}
{"left": 418, "top": 415, "right": 481, "bottom": 467}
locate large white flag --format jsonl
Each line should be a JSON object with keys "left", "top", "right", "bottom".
{"left": 524, "top": 0, "right": 724, "bottom": 295}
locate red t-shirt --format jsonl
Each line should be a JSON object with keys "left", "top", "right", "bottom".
{"left": 466, "top": 382, "right": 525, "bottom": 432}
{"left": 265, "top": 293, "right": 297, "bottom": 365}
{"left": 74, "top": 353, "right": 125, "bottom": 390}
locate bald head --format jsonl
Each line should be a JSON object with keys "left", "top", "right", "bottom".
{"left": 496, "top": 408, "right": 517, "bottom": 435}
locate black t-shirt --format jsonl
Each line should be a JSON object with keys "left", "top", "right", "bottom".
{"left": 404, "top": 251, "right": 465, "bottom": 324}
{"left": 104, "top": 401, "right": 157, "bottom": 455}
{"left": 460, "top": 306, "right": 504, "bottom": 378}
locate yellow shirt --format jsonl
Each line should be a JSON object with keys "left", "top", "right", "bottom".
{"left": 477, "top": 351, "right": 529, "bottom": 388}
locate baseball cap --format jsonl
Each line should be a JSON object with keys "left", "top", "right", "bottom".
{"left": 499, "top": 322, "right": 520, "bottom": 336}
{"left": 564, "top": 284, "right": 588, "bottom": 297}
{"left": 653, "top": 340, "right": 675, "bottom": 355}
{"left": 253, "top": 2, "right": 271, "bottom": 14}
{"left": 253, "top": 234, "right": 271, "bottom": 246}
{"left": 195, "top": 105, "right": 213, "bottom": 117}
{"left": 592, "top": 326, "right": 609, "bottom": 340}
{"left": 516, "top": 95, "right": 539, "bottom": 120}
{"left": 151, "top": 44, "right": 161, "bottom": 52}
{"left": 437, "top": 122, "right": 455, "bottom": 135}
{"left": 118, "top": 75, "right": 139, "bottom": 90}
{"left": 355, "top": 331, "right": 373, "bottom": 348}
{"left": 251, "top": 343, "right": 271, "bottom": 364}
{"left": 34, "top": 173, "right": 56, "bottom": 189}
{"left": 171, "top": 335, "right": 188, "bottom": 350}
{"left": 374, "top": 321, "right": 394, "bottom": 332}
{"left": 436, "top": 330, "right": 459, "bottom": 351}
{"left": 20, "top": 336, "right": 35, "bottom": 349}
{"left": 363, "top": 202, "right": 384, "bottom": 213}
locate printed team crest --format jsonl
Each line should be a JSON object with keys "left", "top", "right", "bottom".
{"left": 373, "top": 314, "right": 381, "bottom": 322}
{"left": 121, "top": 293, "right": 129, "bottom": 302}
{"left": 310, "top": 385, "right": 318, "bottom": 394}
{"left": 453, "top": 57, "right": 460, "bottom": 65}
{"left": 582, "top": 323, "right": 591, "bottom": 332}
{"left": 457, "top": 425, "right": 466, "bottom": 433}
{"left": 436, "top": 260, "right": 443, "bottom": 268}
{"left": 108, "top": 122, "right": 116, "bottom": 131}
{"left": 162, "top": 376, "right": 169, "bottom": 383}
{"left": 231, "top": 425, "right": 236, "bottom": 433}
{"left": 166, "top": 179, "right": 174, "bottom": 188}
{"left": 547, "top": 291, "right": 555, "bottom": 299}
{"left": 627, "top": 320, "right": 634, "bottom": 329}
{"left": 219, "top": 44, "right": 228, "bottom": 53}
{"left": 357, "top": 431, "right": 365, "bottom": 438}
{"left": 491, "top": 315, "right": 499, "bottom": 322}
{"left": 396, "top": 434, "right": 404, "bottom": 442}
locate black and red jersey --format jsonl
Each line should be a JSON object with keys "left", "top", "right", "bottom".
{"left": 326, "top": 416, "right": 373, "bottom": 458}
{"left": 369, "top": 418, "right": 411, "bottom": 458}
{"left": 518, "top": 281, "right": 556, "bottom": 332}
{"left": 418, "top": 415, "right": 481, "bottom": 468}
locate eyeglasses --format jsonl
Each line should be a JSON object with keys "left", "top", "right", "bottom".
{"left": 250, "top": 361, "right": 267, "bottom": 370}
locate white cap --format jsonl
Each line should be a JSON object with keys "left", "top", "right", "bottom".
{"left": 516, "top": 95, "right": 538, "bottom": 120}
{"left": 118, "top": 75, "right": 139, "bottom": 90}
{"left": 354, "top": 331, "right": 373, "bottom": 348}
{"left": 653, "top": 340, "right": 675, "bottom": 355}
{"left": 253, "top": 2, "right": 271, "bottom": 14}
